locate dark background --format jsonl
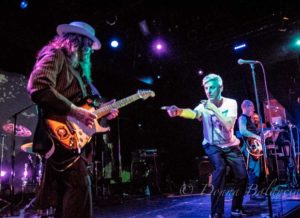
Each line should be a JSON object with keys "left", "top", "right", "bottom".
{"left": 0, "top": 0, "right": 300, "bottom": 189}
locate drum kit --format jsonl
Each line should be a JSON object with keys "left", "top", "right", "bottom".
{"left": 1, "top": 123, "right": 42, "bottom": 194}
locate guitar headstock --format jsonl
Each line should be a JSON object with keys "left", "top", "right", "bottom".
{"left": 137, "top": 90, "right": 155, "bottom": 100}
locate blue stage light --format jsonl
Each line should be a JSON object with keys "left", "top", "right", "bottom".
{"left": 138, "top": 76, "right": 154, "bottom": 85}
{"left": 20, "top": 0, "right": 28, "bottom": 9}
{"left": 234, "top": 43, "right": 247, "bottom": 51}
{"left": 110, "top": 40, "right": 119, "bottom": 48}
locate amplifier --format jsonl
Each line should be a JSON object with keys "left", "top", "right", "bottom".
{"left": 137, "top": 149, "right": 158, "bottom": 158}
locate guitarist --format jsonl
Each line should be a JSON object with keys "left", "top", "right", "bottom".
{"left": 27, "top": 21, "right": 118, "bottom": 218}
{"left": 238, "top": 100, "right": 267, "bottom": 201}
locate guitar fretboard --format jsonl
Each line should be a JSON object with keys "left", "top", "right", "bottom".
{"left": 95, "top": 93, "right": 141, "bottom": 118}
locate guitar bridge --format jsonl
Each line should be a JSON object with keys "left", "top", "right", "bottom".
{"left": 70, "top": 137, "right": 75, "bottom": 148}
{"left": 65, "top": 120, "right": 76, "bottom": 134}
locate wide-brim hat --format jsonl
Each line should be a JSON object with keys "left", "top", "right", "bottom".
{"left": 56, "top": 21, "right": 101, "bottom": 50}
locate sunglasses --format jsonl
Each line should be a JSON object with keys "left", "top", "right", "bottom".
{"left": 81, "top": 46, "right": 94, "bottom": 54}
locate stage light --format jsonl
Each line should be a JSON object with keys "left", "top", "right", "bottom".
{"left": 139, "top": 20, "right": 150, "bottom": 36}
{"left": 0, "top": 170, "right": 9, "bottom": 184}
{"left": 1, "top": 170, "right": 6, "bottom": 177}
{"left": 151, "top": 38, "right": 168, "bottom": 56}
{"left": 138, "top": 76, "right": 154, "bottom": 85}
{"left": 156, "top": 75, "right": 161, "bottom": 79}
{"left": 20, "top": 0, "right": 28, "bottom": 9}
{"left": 23, "top": 169, "right": 28, "bottom": 177}
{"left": 233, "top": 43, "right": 247, "bottom": 51}
{"left": 198, "top": 70, "right": 204, "bottom": 75}
{"left": 110, "top": 40, "right": 119, "bottom": 48}
{"left": 106, "top": 15, "right": 118, "bottom": 26}
{"left": 156, "top": 44, "right": 162, "bottom": 50}
{"left": 287, "top": 34, "right": 300, "bottom": 51}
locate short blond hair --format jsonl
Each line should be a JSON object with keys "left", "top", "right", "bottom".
{"left": 202, "top": 73, "right": 223, "bottom": 87}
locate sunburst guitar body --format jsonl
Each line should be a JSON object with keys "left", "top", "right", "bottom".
{"left": 45, "top": 90, "right": 155, "bottom": 152}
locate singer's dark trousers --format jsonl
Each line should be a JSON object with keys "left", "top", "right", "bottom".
{"left": 203, "top": 144, "right": 248, "bottom": 216}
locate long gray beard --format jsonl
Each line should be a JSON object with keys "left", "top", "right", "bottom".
{"left": 80, "top": 59, "right": 92, "bottom": 82}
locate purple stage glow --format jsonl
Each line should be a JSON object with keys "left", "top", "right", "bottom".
{"left": 23, "top": 170, "right": 28, "bottom": 177}
{"left": 151, "top": 38, "right": 168, "bottom": 55}
{"left": 156, "top": 44, "right": 162, "bottom": 50}
{"left": 1, "top": 170, "right": 7, "bottom": 177}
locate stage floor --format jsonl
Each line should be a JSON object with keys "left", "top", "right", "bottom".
{"left": 2, "top": 186, "right": 300, "bottom": 218}
{"left": 94, "top": 191, "right": 300, "bottom": 218}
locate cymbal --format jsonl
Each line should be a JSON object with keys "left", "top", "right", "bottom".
{"left": 2, "top": 123, "right": 32, "bottom": 137}
{"left": 20, "top": 142, "right": 34, "bottom": 154}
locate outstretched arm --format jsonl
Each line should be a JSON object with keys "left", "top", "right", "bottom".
{"left": 166, "top": 105, "right": 201, "bottom": 119}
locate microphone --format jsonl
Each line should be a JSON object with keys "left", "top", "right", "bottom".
{"left": 237, "top": 59, "right": 260, "bottom": 65}
{"left": 161, "top": 106, "right": 169, "bottom": 110}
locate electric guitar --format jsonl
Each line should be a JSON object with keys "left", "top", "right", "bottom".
{"left": 246, "top": 130, "right": 272, "bottom": 160}
{"left": 45, "top": 90, "right": 155, "bottom": 152}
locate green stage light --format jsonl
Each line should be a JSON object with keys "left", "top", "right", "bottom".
{"left": 288, "top": 34, "right": 300, "bottom": 51}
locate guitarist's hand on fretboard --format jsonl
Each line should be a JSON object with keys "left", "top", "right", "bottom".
{"left": 69, "top": 104, "right": 97, "bottom": 128}
{"left": 101, "top": 99, "right": 119, "bottom": 120}
{"left": 107, "top": 109, "right": 119, "bottom": 120}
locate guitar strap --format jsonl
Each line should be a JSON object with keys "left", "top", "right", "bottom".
{"left": 32, "top": 107, "right": 55, "bottom": 157}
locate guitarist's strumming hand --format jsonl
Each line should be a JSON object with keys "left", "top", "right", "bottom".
{"left": 69, "top": 104, "right": 97, "bottom": 128}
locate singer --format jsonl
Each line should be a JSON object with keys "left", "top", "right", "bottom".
{"left": 164, "top": 74, "right": 250, "bottom": 218}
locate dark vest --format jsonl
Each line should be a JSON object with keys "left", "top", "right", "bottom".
{"left": 241, "top": 114, "right": 258, "bottom": 136}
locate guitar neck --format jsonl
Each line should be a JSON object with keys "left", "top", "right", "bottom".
{"left": 94, "top": 93, "right": 141, "bottom": 118}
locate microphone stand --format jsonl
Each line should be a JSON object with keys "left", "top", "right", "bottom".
{"left": 0, "top": 132, "right": 6, "bottom": 192}
{"left": 287, "top": 123, "right": 298, "bottom": 187}
{"left": 249, "top": 63, "right": 273, "bottom": 218}
{"left": 8, "top": 103, "right": 35, "bottom": 215}
{"left": 0, "top": 132, "right": 11, "bottom": 213}
{"left": 117, "top": 117, "right": 123, "bottom": 181}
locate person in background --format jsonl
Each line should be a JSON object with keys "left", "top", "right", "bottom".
{"left": 251, "top": 112, "right": 267, "bottom": 130}
{"left": 239, "top": 100, "right": 268, "bottom": 201}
